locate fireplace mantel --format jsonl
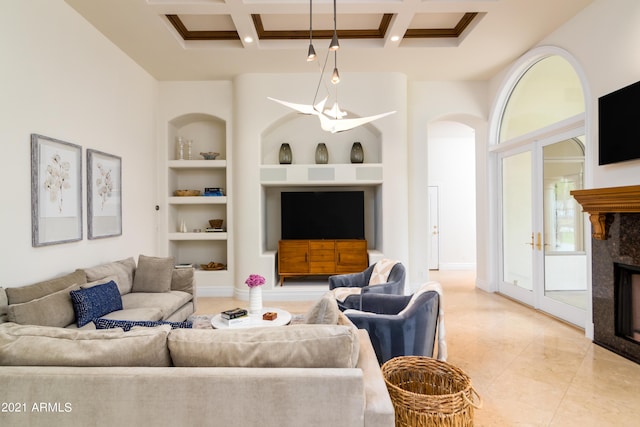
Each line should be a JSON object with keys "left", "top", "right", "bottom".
{"left": 571, "top": 185, "right": 640, "bottom": 240}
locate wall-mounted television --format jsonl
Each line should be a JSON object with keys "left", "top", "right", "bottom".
{"left": 281, "top": 191, "right": 365, "bottom": 240}
{"left": 598, "top": 80, "right": 640, "bottom": 165}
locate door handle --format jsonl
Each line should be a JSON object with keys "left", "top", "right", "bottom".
{"left": 536, "top": 232, "right": 542, "bottom": 251}
{"left": 525, "top": 232, "right": 534, "bottom": 249}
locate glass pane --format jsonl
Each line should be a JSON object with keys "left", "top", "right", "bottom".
{"left": 499, "top": 56, "right": 585, "bottom": 142}
{"left": 502, "top": 151, "right": 532, "bottom": 290}
{"left": 543, "top": 137, "right": 588, "bottom": 310}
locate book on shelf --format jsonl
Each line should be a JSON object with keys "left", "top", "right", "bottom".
{"left": 174, "top": 263, "right": 193, "bottom": 269}
{"left": 221, "top": 308, "right": 248, "bottom": 320}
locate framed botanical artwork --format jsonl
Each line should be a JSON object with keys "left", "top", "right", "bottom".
{"left": 87, "top": 149, "right": 122, "bottom": 239}
{"left": 31, "top": 134, "right": 83, "bottom": 247}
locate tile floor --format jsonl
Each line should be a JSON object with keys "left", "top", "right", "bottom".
{"left": 195, "top": 270, "right": 640, "bottom": 426}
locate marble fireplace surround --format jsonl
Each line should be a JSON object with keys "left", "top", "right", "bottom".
{"left": 572, "top": 185, "right": 640, "bottom": 363}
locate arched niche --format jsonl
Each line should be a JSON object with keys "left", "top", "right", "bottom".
{"left": 261, "top": 111, "right": 382, "bottom": 165}
{"left": 168, "top": 113, "right": 226, "bottom": 160}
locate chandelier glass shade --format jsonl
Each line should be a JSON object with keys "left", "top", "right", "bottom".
{"left": 307, "top": 0, "right": 316, "bottom": 61}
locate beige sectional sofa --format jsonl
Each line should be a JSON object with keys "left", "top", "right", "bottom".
{"left": 0, "top": 266, "right": 395, "bottom": 427}
{"left": 0, "top": 255, "right": 195, "bottom": 329}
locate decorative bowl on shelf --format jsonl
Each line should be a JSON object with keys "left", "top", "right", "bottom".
{"left": 209, "top": 219, "right": 224, "bottom": 229}
{"left": 200, "top": 152, "right": 220, "bottom": 160}
{"left": 200, "top": 262, "right": 226, "bottom": 271}
{"left": 174, "top": 189, "right": 201, "bottom": 197}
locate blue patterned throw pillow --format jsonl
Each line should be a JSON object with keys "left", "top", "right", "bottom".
{"left": 93, "top": 318, "right": 193, "bottom": 332}
{"left": 70, "top": 281, "right": 123, "bottom": 327}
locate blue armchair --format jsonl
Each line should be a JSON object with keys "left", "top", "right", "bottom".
{"left": 344, "top": 282, "right": 446, "bottom": 365}
{"left": 328, "top": 261, "right": 406, "bottom": 311}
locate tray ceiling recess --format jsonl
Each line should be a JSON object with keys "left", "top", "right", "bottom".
{"left": 166, "top": 12, "right": 478, "bottom": 44}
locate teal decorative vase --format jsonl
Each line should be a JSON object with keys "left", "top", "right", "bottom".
{"left": 279, "top": 143, "right": 292, "bottom": 164}
{"left": 350, "top": 142, "right": 364, "bottom": 163}
{"left": 315, "top": 143, "right": 329, "bottom": 164}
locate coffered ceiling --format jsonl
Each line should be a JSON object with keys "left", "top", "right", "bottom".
{"left": 64, "top": 0, "right": 593, "bottom": 81}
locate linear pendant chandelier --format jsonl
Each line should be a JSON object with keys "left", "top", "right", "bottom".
{"left": 268, "top": 0, "right": 395, "bottom": 133}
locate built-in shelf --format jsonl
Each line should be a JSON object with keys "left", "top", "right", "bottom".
{"left": 168, "top": 159, "right": 227, "bottom": 169}
{"left": 168, "top": 232, "right": 228, "bottom": 240}
{"left": 168, "top": 196, "right": 227, "bottom": 204}
{"left": 162, "top": 109, "right": 231, "bottom": 288}
{"left": 571, "top": 185, "right": 640, "bottom": 240}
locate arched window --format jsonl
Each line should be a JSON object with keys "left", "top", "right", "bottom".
{"left": 499, "top": 55, "right": 584, "bottom": 143}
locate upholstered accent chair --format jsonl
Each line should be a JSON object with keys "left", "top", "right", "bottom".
{"left": 329, "top": 261, "right": 406, "bottom": 311}
{"left": 344, "top": 281, "right": 446, "bottom": 365}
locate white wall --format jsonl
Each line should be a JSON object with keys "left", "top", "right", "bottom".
{"left": 408, "top": 81, "right": 489, "bottom": 290}
{"left": 0, "top": 0, "right": 158, "bottom": 287}
{"left": 233, "top": 73, "right": 409, "bottom": 295}
{"left": 427, "top": 121, "right": 477, "bottom": 270}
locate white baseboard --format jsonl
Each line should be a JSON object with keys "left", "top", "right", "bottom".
{"left": 475, "top": 277, "right": 494, "bottom": 292}
{"left": 196, "top": 284, "right": 327, "bottom": 301}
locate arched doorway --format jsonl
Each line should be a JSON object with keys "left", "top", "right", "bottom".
{"left": 427, "top": 121, "right": 477, "bottom": 272}
{"left": 490, "top": 48, "right": 589, "bottom": 327}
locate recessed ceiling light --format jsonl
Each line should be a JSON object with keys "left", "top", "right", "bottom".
{"left": 244, "top": 36, "right": 253, "bottom": 43}
{"left": 391, "top": 35, "right": 400, "bottom": 42}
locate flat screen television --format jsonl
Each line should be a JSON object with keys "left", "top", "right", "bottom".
{"left": 598, "top": 80, "right": 640, "bottom": 165}
{"left": 281, "top": 191, "right": 365, "bottom": 240}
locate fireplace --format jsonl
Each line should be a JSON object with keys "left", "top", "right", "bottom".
{"left": 615, "top": 263, "right": 640, "bottom": 343}
{"left": 572, "top": 185, "right": 640, "bottom": 364}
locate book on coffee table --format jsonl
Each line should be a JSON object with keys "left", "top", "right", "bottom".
{"left": 221, "top": 307, "right": 248, "bottom": 320}
{"left": 220, "top": 315, "right": 250, "bottom": 326}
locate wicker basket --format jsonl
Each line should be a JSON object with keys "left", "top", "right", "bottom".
{"left": 382, "top": 356, "right": 482, "bottom": 427}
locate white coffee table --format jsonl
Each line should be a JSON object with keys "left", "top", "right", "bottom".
{"left": 211, "top": 307, "right": 292, "bottom": 329}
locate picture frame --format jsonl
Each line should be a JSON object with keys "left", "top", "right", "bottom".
{"left": 31, "top": 134, "right": 83, "bottom": 247}
{"left": 87, "top": 149, "right": 122, "bottom": 239}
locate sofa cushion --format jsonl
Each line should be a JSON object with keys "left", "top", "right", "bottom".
{"left": 81, "top": 275, "right": 119, "bottom": 290}
{"left": 82, "top": 257, "right": 136, "bottom": 295}
{"left": 305, "top": 292, "right": 340, "bottom": 325}
{"left": 0, "top": 322, "right": 171, "bottom": 367}
{"left": 70, "top": 281, "right": 123, "bottom": 327}
{"left": 5, "top": 270, "right": 87, "bottom": 305}
{"left": 168, "top": 324, "right": 360, "bottom": 368}
{"left": 94, "top": 318, "right": 192, "bottom": 331}
{"left": 132, "top": 255, "right": 174, "bottom": 293}
{"left": 7, "top": 283, "right": 80, "bottom": 327}
{"left": 121, "top": 291, "right": 192, "bottom": 320}
{"left": 171, "top": 268, "right": 194, "bottom": 293}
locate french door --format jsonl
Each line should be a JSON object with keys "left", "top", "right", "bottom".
{"left": 498, "top": 130, "right": 587, "bottom": 327}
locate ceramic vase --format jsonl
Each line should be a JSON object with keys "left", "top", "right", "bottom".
{"left": 315, "top": 143, "right": 329, "bottom": 164}
{"left": 249, "top": 286, "right": 263, "bottom": 315}
{"left": 350, "top": 142, "right": 364, "bottom": 163}
{"left": 279, "top": 143, "right": 292, "bottom": 164}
